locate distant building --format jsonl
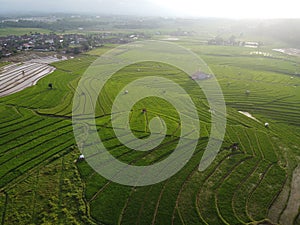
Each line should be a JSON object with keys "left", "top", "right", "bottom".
{"left": 4, "top": 53, "right": 12, "bottom": 57}
{"left": 191, "top": 71, "right": 211, "bottom": 80}
{"left": 23, "top": 43, "right": 34, "bottom": 50}
{"left": 45, "top": 39, "right": 54, "bottom": 44}
{"left": 244, "top": 42, "right": 259, "bottom": 48}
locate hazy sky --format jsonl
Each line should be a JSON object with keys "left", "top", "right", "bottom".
{"left": 0, "top": 0, "right": 299, "bottom": 18}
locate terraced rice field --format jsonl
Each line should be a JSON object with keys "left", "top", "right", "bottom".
{"left": 0, "top": 56, "right": 66, "bottom": 97}
{"left": 0, "top": 44, "right": 299, "bottom": 225}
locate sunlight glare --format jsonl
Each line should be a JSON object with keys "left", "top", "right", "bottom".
{"left": 151, "top": 0, "right": 299, "bottom": 18}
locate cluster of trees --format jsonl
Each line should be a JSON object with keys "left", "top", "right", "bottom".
{"left": 0, "top": 15, "right": 162, "bottom": 33}
{"left": 208, "top": 35, "right": 241, "bottom": 46}
{"left": 0, "top": 18, "right": 108, "bottom": 32}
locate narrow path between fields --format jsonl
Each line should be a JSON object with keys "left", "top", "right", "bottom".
{"left": 280, "top": 165, "right": 300, "bottom": 225}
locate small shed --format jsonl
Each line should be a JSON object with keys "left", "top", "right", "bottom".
{"left": 264, "top": 122, "right": 269, "bottom": 128}
{"left": 191, "top": 71, "right": 211, "bottom": 80}
{"left": 230, "top": 143, "right": 239, "bottom": 151}
{"left": 79, "top": 154, "right": 85, "bottom": 160}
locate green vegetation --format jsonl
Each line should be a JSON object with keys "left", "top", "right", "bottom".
{"left": 0, "top": 32, "right": 299, "bottom": 225}
{"left": 0, "top": 62, "right": 9, "bottom": 67}
{"left": 0, "top": 28, "right": 51, "bottom": 36}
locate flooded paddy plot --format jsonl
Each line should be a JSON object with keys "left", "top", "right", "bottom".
{"left": 0, "top": 56, "right": 66, "bottom": 97}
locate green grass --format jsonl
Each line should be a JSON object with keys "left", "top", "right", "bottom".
{"left": 0, "top": 62, "right": 10, "bottom": 68}
{"left": 0, "top": 41, "right": 299, "bottom": 225}
{"left": 0, "top": 28, "right": 51, "bottom": 37}
{"left": 86, "top": 44, "right": 117, "bottom": 56}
